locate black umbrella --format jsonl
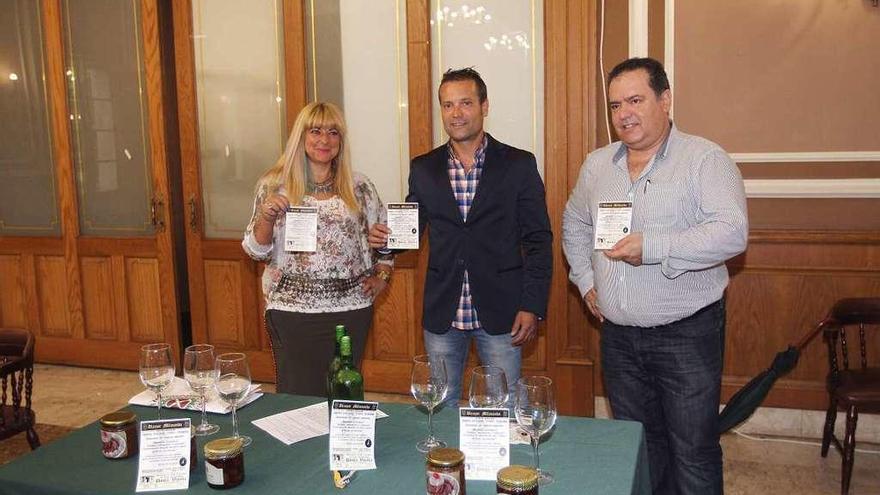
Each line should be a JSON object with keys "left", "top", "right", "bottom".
{"left": 718, "top": 321, "right": 826, "bottom": 433}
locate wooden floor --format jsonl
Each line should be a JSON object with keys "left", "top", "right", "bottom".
{"left": 7, "top": 364, "right": 880, "bottom": 494}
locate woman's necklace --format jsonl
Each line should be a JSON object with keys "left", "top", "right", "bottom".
{"left": 309, "top": 174, "right": 335, "bottom": 194}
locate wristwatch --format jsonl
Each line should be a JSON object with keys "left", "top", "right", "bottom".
{"left": 375, "top": 269, "right": 392, "bottom": 282}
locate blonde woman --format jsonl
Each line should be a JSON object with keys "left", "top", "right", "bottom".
{"left": 242, "top": 102, "right": 392, "bottom": 395}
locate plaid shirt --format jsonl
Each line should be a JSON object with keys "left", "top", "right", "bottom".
{"left": 447, "top": 135, "right": 488, "bottom": 330}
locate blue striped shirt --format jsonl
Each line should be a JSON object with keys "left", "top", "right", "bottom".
{"left": 562, "top": 125, "right": 748, "bottom": 327}
{"left": 448, "top": 136, "right": 488, "bottom": 330}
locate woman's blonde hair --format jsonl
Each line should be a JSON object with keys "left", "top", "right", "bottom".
{"left": 258, "top": 102, "right": 359, "bottom": 213}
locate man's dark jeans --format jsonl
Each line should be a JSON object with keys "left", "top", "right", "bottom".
{"left": 601, "top": 299, "right": 725, "bottom": 495}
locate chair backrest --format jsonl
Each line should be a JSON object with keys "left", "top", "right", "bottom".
{"left": 822, "top": 298, "right": 880, "bottom": 374}
{"left": 0, "top": 328, "right": 36, "bottom": 417}
{"left": 0, "top": 329, "right": 34, "bottom": 368}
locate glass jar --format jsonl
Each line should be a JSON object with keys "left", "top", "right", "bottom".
{"left": 99, "top": 411, "right": 138, "bottom": 459}
{"left": 426, "top": 447, "right": 466, "bottom": 495}
{"left": 496, "top": 465, "right": 539, "bottom": 494}
{"left": 204, "top": 437, "right": 245, "bottom": 489}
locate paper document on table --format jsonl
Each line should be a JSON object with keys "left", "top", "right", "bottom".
{"left": 129, "top": 376, "right": 262, "bottom": 414}
{"left": 252, "top": 402, "right": 388, "bottom": 445}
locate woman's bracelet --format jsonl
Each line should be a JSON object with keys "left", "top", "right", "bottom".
{"left": 374, "top": 268, "right": 391, "bottom": 282}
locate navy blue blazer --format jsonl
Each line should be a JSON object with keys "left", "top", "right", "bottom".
{"left": 406, "top": 134, "right": 553, "bottom": 335}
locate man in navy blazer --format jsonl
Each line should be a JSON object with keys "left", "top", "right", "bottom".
{"left": 370, "top": 68, "right": 552, "bottom": 411}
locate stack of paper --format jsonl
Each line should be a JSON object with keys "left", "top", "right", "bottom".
{"left": 128, "top": 376, "right": 262, "bottom": 414}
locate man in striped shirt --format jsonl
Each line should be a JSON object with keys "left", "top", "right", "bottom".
{"left": 563, "top": 58, "right": 748, "bottom": 495}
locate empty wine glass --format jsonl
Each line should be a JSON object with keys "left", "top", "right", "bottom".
{"left": 515, "top": 376, "right": 557, "bottom": 485}
{"left": 184, "top": 344, "right": 220, "bottom": 436}
{"left": 139, "top": 343, "right": 174, "bottom": 419}
{"left": 410, "top": 354, "right": 448, "bottom": 453}
{"left": 468, "top": 365, "right": 509, "bottom": 408}
{"left": 215, "top": 352, "right": 252, "bottom": 448}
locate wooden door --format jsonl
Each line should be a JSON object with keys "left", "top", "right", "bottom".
{"left": 0, "top": 0, "right": 182, "bottom": 369}
{"left": 172, "top": 0, "right": 308, "bottom": 381}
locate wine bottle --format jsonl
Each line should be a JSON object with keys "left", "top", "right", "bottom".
{"left": 326, "top": 325, "right": 347, "bottom": 409}
{"left": 331, "top": 336, "right": 364, "bottom": 401}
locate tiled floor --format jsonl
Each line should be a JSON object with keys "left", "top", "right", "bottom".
{"left": 27, "top": 364, "right": 880, "bottom": 494}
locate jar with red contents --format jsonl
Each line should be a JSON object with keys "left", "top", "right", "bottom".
{"left": 204, "top": 437, "right": 245, "bottom": 489}
{"left": 426, "top": 447, "right": 466, "bottom": 495}
{"left": 99, "top": 411, "right": 138, "bottom": 459}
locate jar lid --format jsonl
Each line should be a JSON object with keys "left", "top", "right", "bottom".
{"left": 426, "top": 447, "right": 465, "bottom": 467}
{"left": 204, "top": 437, "right": 243, "bottom": 459}
{"left": 497, "top": 465, "right": 539, "bottom": 489}
{"left": 100, "top": 411, "right": 137, "bottom": 427}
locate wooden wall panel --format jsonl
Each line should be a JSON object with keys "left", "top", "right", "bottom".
{"left": 546, "top": 0, "right": 598, "bottom": 416}
{"left": 369, "top": 270, "right": 413, "bottom": 361}
{"left": 238, "top": 259, "right": 263, "bottom": 351}
{"left": 521, "top": 335, "right": 544, "bottom": 370}
{"left": 35, "top": 255, "right": 70, "bottom": 336}
{"left": 125, "top": 258, "right": 164, "bottom": 343}
{"left": 80, "top": 257, "right": 117, "bottom": 340}
{"left": 721, "top": 237, "right": 880, "bottom": 410}
{"left": 203, "top": 260, "right": 245, "bottom": 348}
{"left": 111, "top": 255, "right": 132, "bottom": 342}
{"left": 0, "top": 255, "right": 27, "bottom": 328}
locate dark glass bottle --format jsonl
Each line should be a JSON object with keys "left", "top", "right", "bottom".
{"left": 326, "top": 325, "right": 347, "bottom": 410}
{"left": 330, "top": 336, "right": 363, "bottom": 401}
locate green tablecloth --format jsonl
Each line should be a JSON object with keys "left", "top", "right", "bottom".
{"left": 0, "top": 393, "right": 650, "bottom": 494}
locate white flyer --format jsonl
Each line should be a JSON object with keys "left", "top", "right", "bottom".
{"left": 252, "top": 401, "right": 388, "bottom": 445}
{"left": 385, "top": 203, "right": 419, "bottom": 250}
{"left": 459, "top": 408, "right": 510, "bottom": 480}
{"left": 135, "top": 418, "right": 192, "bottom": 492}
{"left": 329, "top": 400, "right": 378, "bottom": 471}
{"left": 594, "top": 201, "right": 633, "bottom": 250}
{"left": 284, "top": 207, "right": 318, "bottom": 252}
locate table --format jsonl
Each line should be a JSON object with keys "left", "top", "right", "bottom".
{"left": 0, "top": 393, "right": 650, "bottom": 494}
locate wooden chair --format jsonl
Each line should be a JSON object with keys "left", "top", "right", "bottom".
{"left": 0, "top": 328, "right": 40, "bottom": 449}
{"left": 819, "top": 298, "right": 880, "bottom": 495}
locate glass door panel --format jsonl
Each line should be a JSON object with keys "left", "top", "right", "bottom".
{"left": 192, "top": 0, "right": 287, "bottom": 239}
{"left": 0, "top": 0, "right": 60, "bottom": 236}
{"left": 304, "top": 0, "right": 410, "bottom": 203}
{"left": 62, "top": 0, "right": 154, "bottom": 237}
{"left": 431, "top": 0, "right": 544, "bottom": 175}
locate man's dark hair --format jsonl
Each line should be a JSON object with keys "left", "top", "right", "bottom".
{"left": 440, "top": 67, "right": 488, "bottom": 103}
{"left": 608, "top": 57, "right": 670, "bottom": 97}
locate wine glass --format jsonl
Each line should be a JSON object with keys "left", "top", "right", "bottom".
{"left": 215, "top": 352, "right": 252, "bottom": 448}
{"left": 184, "top": 344, "right": 220, "bottom": 436}
{"left": 515, "top": 376, "right": 557, "bottom": 485}
{"left": 410, "top": 354, "right": 448, "bottom": 453}
{"left": 468, "top": 365, "right": 509, "bottom": 408}
{"left": 139, "top": 343, "right": 175, "bottom": 419}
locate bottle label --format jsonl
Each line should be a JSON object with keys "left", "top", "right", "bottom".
{"left": 427, "top": 470, "right": 461, "bottom": 495}
{"left": 101, "top": 429, "right": 127, "bottom": 458}
{"left": 205, "top": 461, "right": 224, "bottom": 485}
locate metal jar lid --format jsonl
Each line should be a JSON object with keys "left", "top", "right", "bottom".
{"left": 497, "top": 465, "right": 539, "bottom": 489}
{"left": 99, "top": 411, "right": 137, "bottom": 427}
{"left": 204, "top": 437, "right": 244, "bottom": 460}
{"left": 426, "top": 447, "right": 465, "bottom": 467}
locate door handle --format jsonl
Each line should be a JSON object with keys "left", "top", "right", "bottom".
{"left": 150, "top": 197, "right": 166, "bottom": 232}
{"left": 188, "top": 195, "right": 199, "bottom": 233}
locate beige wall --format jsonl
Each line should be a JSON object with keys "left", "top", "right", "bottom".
{"left": 675, "top": 0, "right": 880, "bottom": 153}
{"left": 599, "top": 0, "right": 880, "bottom": 231}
